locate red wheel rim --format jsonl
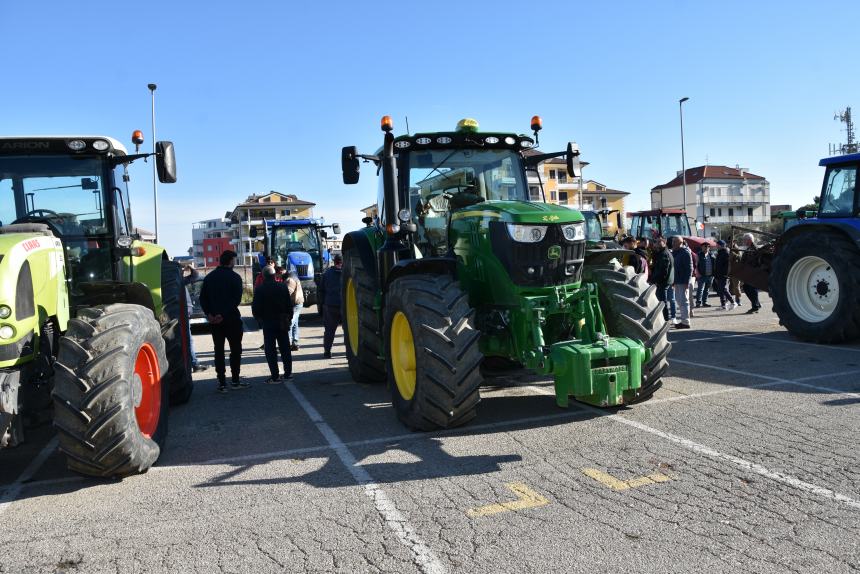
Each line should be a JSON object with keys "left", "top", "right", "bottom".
{"left": 133, "top": 342, "right": 161, "bottom": 438}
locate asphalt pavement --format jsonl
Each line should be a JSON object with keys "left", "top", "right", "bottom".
{"left": 2, "top": 295, "right": 859, "bottom": 573}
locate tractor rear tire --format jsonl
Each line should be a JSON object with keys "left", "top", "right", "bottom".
{"left": 586, "top": 261, "right": 671, "bottom": 403}
{"left": 342, "top": 250, "right": 386, "bottom": 383}
{"left": 769, "top": 232, "right": 860, "bottom": 343}
{"left": 161, "top": 260, "right": 194, "bottom": 405}
{"left": 52, "top": 304, "right": 169, "bottom": 478}
{"left": 385, "top": 274, "right": 483, "bottom": 430}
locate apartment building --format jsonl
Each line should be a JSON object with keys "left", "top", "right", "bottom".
{"left": 651, "top": 165, "right": 770, "bottom": 237}
{"left": 191, "top": 218, "right": 231, "bottom": 267}
{"left": 227, "top": 191, "right": 316, "bottom": 266}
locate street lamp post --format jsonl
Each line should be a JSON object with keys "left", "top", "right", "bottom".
{"left": 148, "top": 83, "right": 159, "bottom": 244}
{"left": 679, "top": 98, "right": 690, "bottom": 222}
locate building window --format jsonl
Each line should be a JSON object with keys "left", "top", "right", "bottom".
{"left": 748, "top": 207, "right": 754, "bottom": 218}
{"left": 282, "top": 209, "right": 290, "bottom": 216}
{"left": 718, "top": 208, "right": 722, "bottom": 217}
{"left": 528, "top": 186, "right": 541, "bottom": 201}
{"left": 549, "top": 169, "right": 556, "bottom": 180}
{"left": 558, "top": 173, "right": 567, "bottom": 184}
{"left": 206, "top": 245, "right": 212, "bottom": 251}
{"left": 709, "top": 208, "right": 715, "bottom": 217}
{"left": 559, "top": 191, "right": 568, "bottom": 205}
{"left": 728, "top": 208, "right": 734, "bottom": 217}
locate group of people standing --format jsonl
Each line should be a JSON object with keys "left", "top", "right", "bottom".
{"left": 622, "top": 233, "right": 762, "bottom": 330}
{"left": 197, "top": 250, "right": 345, "bottom": 393}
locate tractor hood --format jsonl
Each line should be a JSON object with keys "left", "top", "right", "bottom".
{"left": 450, "top": 201, "right": 584, "bottom": 225}
{"left": 287, "top": 251, "right": 314, "bottom": 281}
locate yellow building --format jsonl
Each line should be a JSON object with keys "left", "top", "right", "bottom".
{"left": 228, "top": 191, "right": 316, "bottom": 265}
{"left": 360, "top": 203, "right": 379, "bottom": 221}
{"left": 527, "top": 158, "right": 628, "bottom": 235}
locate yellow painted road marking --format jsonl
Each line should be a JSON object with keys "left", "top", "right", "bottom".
{"left": 466, "top": 482, "right": 550, "bottom": 518}
{"left": 581, "top": 468, "right": 671, "bottom": 491}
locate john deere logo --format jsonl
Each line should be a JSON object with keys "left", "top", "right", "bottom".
{"left": 547, "top": 245, "right": 561, "bottom": 260}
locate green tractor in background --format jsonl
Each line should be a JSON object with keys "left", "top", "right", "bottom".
{"left": 0, "top": 135, "right": 192, "bottom": 477}
{"left": 340, "top": 117, "right": 670, "bottom": 430}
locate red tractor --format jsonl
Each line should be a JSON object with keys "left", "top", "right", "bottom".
{"left": 627, "top": 208, "right": 715, "bottom": 250}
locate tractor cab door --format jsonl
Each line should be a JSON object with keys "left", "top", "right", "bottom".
{"left": 819, "top": 163, "right": 858, "bottom": 218}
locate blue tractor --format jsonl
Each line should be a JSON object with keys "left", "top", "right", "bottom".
{"left": 263, "top": 218, "right": 341, "bottom": 313}
{"left": 768, "top": 153, "right": 860, "bottom": 342}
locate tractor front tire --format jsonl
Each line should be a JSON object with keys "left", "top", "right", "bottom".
{"left": 769, "top": 232, "right": 860, "bottom": 343}
{"left": 586, "top": 261, "right": 671, "bottom": 403}
{"left": 385, "top": 274, "right": 483, "bottom": 431}
{"left": 52, "top": 304, "right": 169, "bottom": 478}
{"left": 342, "top": 250, "right": 386, "bottom": 383}
{"left": 161, "top": 260, "right": 194, "bottom": 405}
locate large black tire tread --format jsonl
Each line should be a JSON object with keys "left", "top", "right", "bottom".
{"left": 342, "top": 250, "right": 386, "bottom": 383}
{"left": 769, "top": 232, "right": 860, "bottom": 343}
{"left": 161, "top": 260, "right": 194, "bottom": 405}
{"left": 51, "top": 304, "right": 169, "bottom": 478}
{"left": 585, "top": 262, "right": 671, "bottom": 403}
{"left": 385, "top": 274, "right": 483, "bottom": 431}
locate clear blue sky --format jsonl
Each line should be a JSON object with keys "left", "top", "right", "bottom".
{"left": 2, "top": 1, "right": 857, "bottom": 256}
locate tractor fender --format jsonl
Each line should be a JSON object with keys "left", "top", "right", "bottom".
{"left": 384, "top": 257, "right": 457, "bottom": 292}
{"left": 342, "top": 229, "right": 380, "bottom": 279}
{"left": 75, "top": 282, "right": 157, "bottom": 316}
{"left": 776, "top": 221, "right": 860, "bottom": 255}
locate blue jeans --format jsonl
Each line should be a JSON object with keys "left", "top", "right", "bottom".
{"left": 696, "top": 276, "right": 714, "bottom": 305}
{"left": 656, "top": 285, "right": 675, "bottom": 321}
{"left": 290, "top": 303, "right": 302, "bottom": 344}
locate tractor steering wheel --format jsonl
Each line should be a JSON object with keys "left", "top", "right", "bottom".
{"left": 12, "top": 208, "right": 66, "bottom": 234}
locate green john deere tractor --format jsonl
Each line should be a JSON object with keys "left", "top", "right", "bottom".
{"left": 340, "top": 117, "right": 670, "bottom": 430}
{"left": 0, "top": 135, "right": 193, "bottom": 478}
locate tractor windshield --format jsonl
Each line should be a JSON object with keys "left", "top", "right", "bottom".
{"left": 0, "top": 155, "right": 109, "bottom": 235}
{"left": 272, "top": 226, "right": 321, "bottom": 267}
{"left": 582, "top": 212, "right": 604, "bottom": 243}
{"left": 405, "top": 148, "right": 529, "bottom": 209}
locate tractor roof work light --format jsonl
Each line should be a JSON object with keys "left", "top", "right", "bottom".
{"left": 456, "top": 118, "right": 479, "bottom": 133}
{"left": 381, "top": 116, "right": 394, "bottom": 132}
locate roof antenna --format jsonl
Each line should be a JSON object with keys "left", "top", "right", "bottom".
{"left": 405, "top": 116, "right": 411, "bottom": 136}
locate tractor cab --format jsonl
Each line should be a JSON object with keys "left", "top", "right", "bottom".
{"left": 628, "top": 208, "right": 714, "bottom": 250}
{"left": 0, "top": 136, "right": 176, "bottom": 305}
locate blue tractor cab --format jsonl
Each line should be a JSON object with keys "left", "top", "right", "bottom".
{"left": 264, "top": 218, "right": 341, "bottom": 312}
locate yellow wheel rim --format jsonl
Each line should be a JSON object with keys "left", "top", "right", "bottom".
{"left": 346, "top": 277, "right": 359, "bottom": 355}
{"left": 390, "top": 311, "right": 417, "bottom": 401}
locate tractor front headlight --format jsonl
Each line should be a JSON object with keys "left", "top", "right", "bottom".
{"left": 561, "top": 222, "right": 585, "bottom": 241}
{"left": 506, "top": 224, "right": 546, "bottom": 243}
{"left": 0, "top": 325, "right": 14, "bottom": 340}
{"left": 0, "top": 305, "right": 11, "bottom": 319}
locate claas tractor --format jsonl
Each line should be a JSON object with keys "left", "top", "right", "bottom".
{"left": 0, "top": 134, "right": 193, "bottom": 478}
{"left": 340, "top": 117, "right": 670, "bottom": 430}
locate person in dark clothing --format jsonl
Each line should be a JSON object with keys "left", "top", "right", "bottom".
{"left": 671, "top": 237, "right": 693, "bottom": 328}
{"left": 200, "top": 250, "right": 247, "bottom": 393}
{"left": 182, "top": 265, "right": 208, "bottom": 372}
{"left": 318, "top": 254, "right": 343, "bottom": 359}
{"left": 713, "top": 240, "right": 734, "bottom": 309}
{"left": 695, "top": 243, "right": 716, "bottom": 307}
{"left": 252, "top": 266, "right": 293, "bottom": 383}
{"left": 739, "top": 233, "right": 762, "bottom": 313}
{"left": 649, "top": 237, "right": 675, "bottom": 321}
{"left": 635, "top": 238, "right": 651, "bottom": 281}
{"left": 621, "top": 236, "right": 646, "bottom": 275}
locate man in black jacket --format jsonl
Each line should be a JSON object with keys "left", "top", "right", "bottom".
{"left": 318, "top": 254, "right": 343, "bottom": 359}
{"left": 252, "top": 266, "right": 293, "bottom": 383}
{"left": 713, "top": 240, "right": 735, "bottom": 310}
{"left": 649, "top": 237, "right": 675, "bottom": 321}
{"left": 200, "top": 250, "right": 247, "bottom": 393}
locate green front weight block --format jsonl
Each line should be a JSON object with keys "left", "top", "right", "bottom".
{"left": 550, "top": 337, "right": 645, "bottom": 408}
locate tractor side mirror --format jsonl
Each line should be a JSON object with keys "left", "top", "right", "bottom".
{"left": 362, "top": 217, "right": 373, "bottom": 227}
{"left": 81, "top": 177, "right": 99, "bottom": 190}
{"left": 566, "top": 141, "right": 581, "bottom": 178}
{"left": 332, "top": 223, "right": 341, "bottom": 235}
{"left": 155, "top": 141, "right": 177, "bottom": 183}
{"left": 319, "top": 230, "right": 328, "bottom": 239}
{"left": 342, "top": 146, "right": 360, "bottom": 184}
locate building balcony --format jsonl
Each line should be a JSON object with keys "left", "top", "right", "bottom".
{"left": 702, "top": 195, "right": 770, "bottom": 205}
{"left": 706, "top": 215, "right": 769, "bottom": 224}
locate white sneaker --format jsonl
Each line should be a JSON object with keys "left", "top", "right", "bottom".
{"left": 728, "top": 302, "right": 736, "bottom": 310}
{"left": 720, "top": 305, "right": 727, "bottom": 310}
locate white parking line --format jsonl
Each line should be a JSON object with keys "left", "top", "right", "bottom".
{"left": 0, "top": 437, "right": 58, "bottom": 517}
{"left": 673, "top": 331, "right": 860, "bottom": 354}
{"left": 284, "top": 382, "right": 447, "bottom": 574}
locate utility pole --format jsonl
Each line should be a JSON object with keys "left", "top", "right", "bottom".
{"left": 833, "top": 107, "right": 857, "bottom": 155}
{"left": 147, "top": 83, "right": 159, "bottom": 243}
{"left": 679, "top": 97, "right": 690, "bottom": 218}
